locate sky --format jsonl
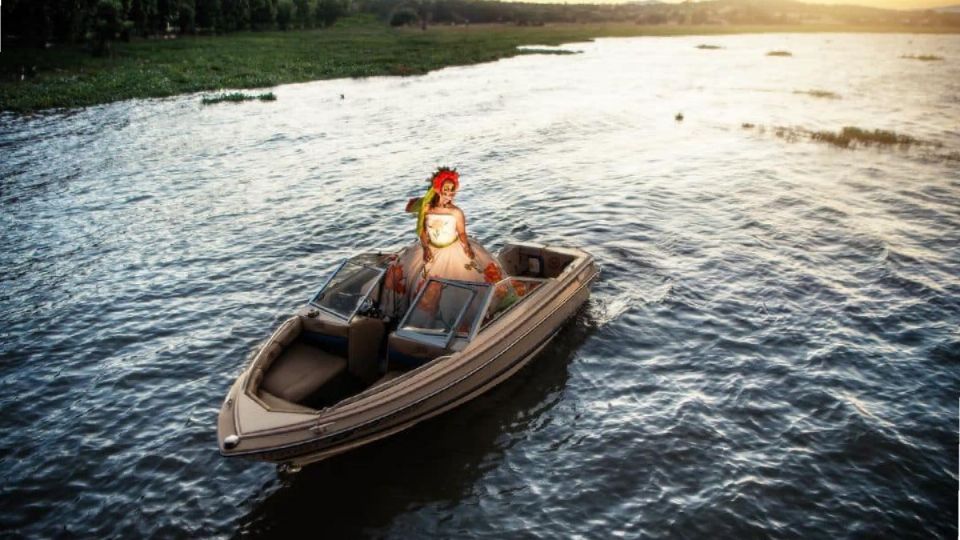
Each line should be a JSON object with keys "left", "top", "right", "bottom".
{"left": 651, "top": 0, "right": 956, "bottom": 10}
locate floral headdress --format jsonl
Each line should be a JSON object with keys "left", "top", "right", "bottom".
{"left": 431, "top": 168, "right": 459, "bottom": 192}
{"left": 406, "top": 167, "right": 459, "bottom": 236}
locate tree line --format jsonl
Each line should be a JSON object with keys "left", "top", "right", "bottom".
{"left": 2, "top": 0, "right": 347, "bottom": 49}
{"left": 3, "top": 0, "right": 959, "bottom": 53}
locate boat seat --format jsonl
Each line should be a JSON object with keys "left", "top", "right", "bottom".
{"left": 257, "top": 389, "right": 318, "bottom": 414}
{"left": 261, "top": 340, "right": 347, "bottom": 403}
{"left": 347, "top": 316, "right": 385, "bottom": 384}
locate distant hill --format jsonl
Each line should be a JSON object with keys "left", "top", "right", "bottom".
{"left": 356, "top": 0, "right": 960, "bottom": 28}
{"left": 931, "top": 4, "right": 960, "bottom": 12}
{"left": 381, "top": 0, "right": 960, "bottom": 27}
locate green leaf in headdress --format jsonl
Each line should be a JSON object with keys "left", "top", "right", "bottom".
{"left": 416, "top": 186, "right": 435, "bottom": 236}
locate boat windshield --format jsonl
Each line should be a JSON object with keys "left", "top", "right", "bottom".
{"left": 483, "top": 277, "right": 545, "bottom": 325}
{"left": 397, "top": 279, "right": 492, "bottom": 348}
{"left": 309, "top": 260, "right": 385, "bottom": 321}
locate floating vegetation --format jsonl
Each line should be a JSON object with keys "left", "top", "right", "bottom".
{"left": 767, "top": 50, "right": 792, "bottom": 57}
{"left": 743, "top": 122, "right": 955, "bottom": 161}
{"left": 901, "top": 54, "right": 944, "bottom": 61}
{"left": 201, "top": 92, "right": 276, "bottom": 105}
{"left": 696, "top": 44, "right": 723, "bottom": 50}
{"left": 519, "top": 48, "right": 578, "bottom": 56}
{"left": 794, "top": 89, "right": 840, "bottom": 99}
{"left": 809, "top": 126, "right": 918, "bottom": 148}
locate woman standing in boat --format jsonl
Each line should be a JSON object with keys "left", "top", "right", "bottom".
{"left": 384, "top": 167, "right": 503, "bottom": 315}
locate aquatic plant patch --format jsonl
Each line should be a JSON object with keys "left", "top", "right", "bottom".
{"left": 794, "top": 89, "right": 840, "bottom": 99}
{"left": 901, "top": 54, "right": 944, "bottom": 61}
{"left": 808, "top": 126, "right": 919, "bottom": 147}
{"left": 201, "top": 92, "right": 277, "bottom": 105}
{"left": 757, "top": 124, "right": 959, "bottom": 163}
{"left": 517, "top": 48, "right": 578, "bottom": 55}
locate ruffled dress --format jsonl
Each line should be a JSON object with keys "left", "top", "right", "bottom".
{"left": 383, "top": 213, "right": 503, "bottom": 317}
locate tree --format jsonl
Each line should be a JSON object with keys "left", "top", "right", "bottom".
{"left": 221, "top": 0, "right": 251, "bottom": 30}
{"left": 414, "top": 0, "right": 433, "bottom": 29}
{"left": 293, "top": 0, "right": 312, "bottom": 28}
{"left": 314, "top": 0, "right": 341, "bottom": 27}
{"left": 92, "top": 0, "right": 124, "bottom": 55}
{"left": 389, "top": 6, "right": 417, "bottom": 26}
{"left": 129, "top": 0, "right": 155, "bottom": 35}
{"left": 178, "top": 0, "right": 196, "bottom": 32}
{"left": 277, "top": 0, "right": 293, "bottom": 29}
{"left": 250, "top": 0, "right": 277, "bottom": 28}
{"left": 196, "top": 0, "right": 221, "bottom": 29}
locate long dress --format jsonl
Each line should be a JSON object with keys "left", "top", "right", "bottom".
{"left": 383, "top": 212, "right": 503, "bottom": 318}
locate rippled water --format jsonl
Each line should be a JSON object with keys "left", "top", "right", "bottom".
{"left": 2, "top": 32, "right": 958, "bottom": 538}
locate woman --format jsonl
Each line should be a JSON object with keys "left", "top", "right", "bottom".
{"left": 384, "top": 167, "right": 503, "bottom": 316}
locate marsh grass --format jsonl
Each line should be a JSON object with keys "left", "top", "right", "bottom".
{"left": 767, "top": 50, "right": 792, "bottom": 56}
{"left": 201, "top": 91, "right": 276, "bottom": 104}
{"left": 696, "top": 44, "right": 723, "bottom": 49}
{"left": 810, "top": 126, "right": 918, "bottom": 147}
{"left": 1, "top": 17, "right": 955, "bottom": 112}
{"left": 901, "top": 54, "right": 944, "bottom": 61}
{"left": 795, "top": 89, "right": 840, "bottom": 99}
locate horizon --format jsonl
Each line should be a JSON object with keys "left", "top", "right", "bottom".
{"left": 518, "top": 0, "right": 958, "bottom": 11}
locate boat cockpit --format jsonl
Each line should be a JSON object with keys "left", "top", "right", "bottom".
{"left": 247, "top": 246, "right": 579, "bottom": 413}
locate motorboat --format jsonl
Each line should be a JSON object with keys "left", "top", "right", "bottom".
{"left": 217, "top": 243, "right": 599, "bottom": 470}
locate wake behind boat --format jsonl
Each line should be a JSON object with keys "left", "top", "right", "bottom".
{"left": 217, "top": 243, "right": 598, "bottom": 469}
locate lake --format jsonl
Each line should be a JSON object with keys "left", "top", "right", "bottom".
{"left": 1, "top": 32, "right": 958, "bottom": 538}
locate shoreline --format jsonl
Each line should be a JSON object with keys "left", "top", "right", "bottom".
{"left": 1, "top": 19, "right": 957, "bottom": 114}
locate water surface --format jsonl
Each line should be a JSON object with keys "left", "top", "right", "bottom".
{"left": 1, "top": 32, "right": 958, "bottom": 538}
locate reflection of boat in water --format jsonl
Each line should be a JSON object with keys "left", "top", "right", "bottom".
{"left": 217, "top": 243, "right": 599, "bottom": 469}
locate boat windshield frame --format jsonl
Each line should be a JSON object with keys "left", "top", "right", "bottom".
{"left": 308, "top": 259, "right": 386, "bottom": 322}
{"left": 396, "top": 278, "right": 493, "bottom": 349}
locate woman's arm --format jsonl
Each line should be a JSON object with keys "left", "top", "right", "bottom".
{"left": 420, "top": 220, "right": 433, "bottom": 262}
{"left": 455, "top": 208, "right": 475, "bottom": 259}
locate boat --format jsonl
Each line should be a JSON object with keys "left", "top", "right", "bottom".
{"left": 217, "top": 243, "right": 599, "bottom": 470}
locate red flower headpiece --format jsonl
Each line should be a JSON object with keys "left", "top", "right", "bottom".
{"left": 431, "top": 168, "right": 459, "bottom": 191}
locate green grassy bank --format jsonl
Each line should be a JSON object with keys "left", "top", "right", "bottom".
{"left": 0, "top": 16, "right": 954, "bottom": 113}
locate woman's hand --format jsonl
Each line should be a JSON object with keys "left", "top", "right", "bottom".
{"left": 454, "top": 208, "right": 476, "bottom": 260}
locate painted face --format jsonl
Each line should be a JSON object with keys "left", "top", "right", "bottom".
{"left": 438, "top": 180, "right": 457, "bottom": 205}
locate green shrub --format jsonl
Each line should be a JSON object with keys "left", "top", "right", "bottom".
{"left": 390, "top": 7, "right": 418, "bottom": 26}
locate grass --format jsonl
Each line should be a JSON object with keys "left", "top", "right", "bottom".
{"left": 794, "top": 89, "right": 840, "bottom": 99}
{"left": 766, "top": 50, "right": 793, "bottom": 56}
{"left": 201, "top": 91, "right": 277, "bottom": 104}
{"left": 1, "top": 16, "right": 957, "bottom": 112}
{"left": 900, "top": 54, "right": 944, "bottom": 61}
